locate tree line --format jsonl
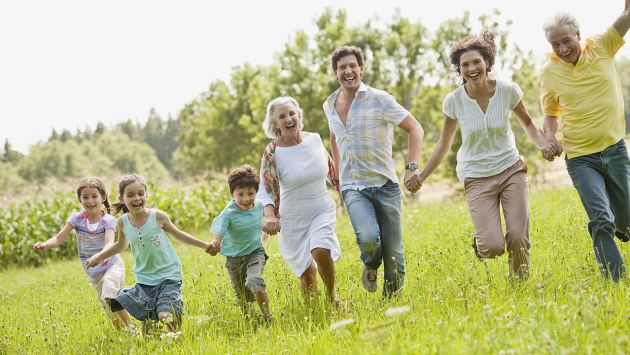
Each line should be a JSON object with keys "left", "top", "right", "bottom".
{"left": 3, "top": 8, "right": 630, "bottom": 194}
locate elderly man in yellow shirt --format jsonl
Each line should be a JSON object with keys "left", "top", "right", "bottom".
{"left": 540, "top": 1, "right": 630, "bottom": 282}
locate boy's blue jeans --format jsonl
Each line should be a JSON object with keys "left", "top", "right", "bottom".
{"left": 342, "top": 180, "right": 405, "bottom": 296}
{"left": 566, "top": 139, "right": 630, "bottom": 282}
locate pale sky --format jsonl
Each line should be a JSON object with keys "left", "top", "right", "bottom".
{"left": 1, "top": 0, "right": 627, "bottom": 154}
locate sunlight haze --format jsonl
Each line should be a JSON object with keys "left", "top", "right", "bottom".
{"left": 1, "top": 0, "right": 625, "bottom": 153}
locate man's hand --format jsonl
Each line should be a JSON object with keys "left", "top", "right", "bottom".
{"left": 541, "top": 137, "right": 563, "bottom": 162}
{"left": 403, "top": 170, "right": 423, "bottom": 193}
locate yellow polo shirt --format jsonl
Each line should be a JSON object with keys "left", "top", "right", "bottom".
{"left": 540, "top": 26, "right": 626, "bottom": 159}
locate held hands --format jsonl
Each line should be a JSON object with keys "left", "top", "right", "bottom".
{"left": 205, "top": 241, "right": 222, "bottom": 256}
{"left": 541, "top": 138, "right": 563, "bottom": 162}
{"left": 32, "top": 242, "right": 47, "bottom": 254}
{"left": 403, "top": 169, "right": 423, "bottom": 193}
{"left": 263, "top": 215, "right": 281, "bottom": 238}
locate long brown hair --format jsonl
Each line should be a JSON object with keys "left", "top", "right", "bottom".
{"left": 76, "top": 177, "right": 111, "bottom": 214}
{"left": 110, "top": 174, "right": 149, "bottom": 216}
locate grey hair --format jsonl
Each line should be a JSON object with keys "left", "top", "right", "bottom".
{"left": 262, "top": 96, "right": 304, "bottom": 139}
{"left": 543, "top": 12, "right": 580, "bottom": 42}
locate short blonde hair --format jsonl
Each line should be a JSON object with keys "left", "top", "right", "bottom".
{"left": 543, "top": 12, "right": 580, "bottom": 42}
{"left": 262, "top": 96, "right": 304, "bottom": 139}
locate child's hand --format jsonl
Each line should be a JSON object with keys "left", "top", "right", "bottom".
{"left": 85, "top": 255, "right": 101, "bottom": 269}
{"left": 205, "top": 241, "right": 221, "bottom": 256}
{"left": 33, "top": 242, "right": 47, "bottom": 254}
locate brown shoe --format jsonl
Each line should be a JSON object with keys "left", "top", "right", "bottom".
{"left": 361, "top": 264, "right": 378, "bottom": 292}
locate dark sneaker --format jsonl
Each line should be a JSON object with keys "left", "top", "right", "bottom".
{"left": 361, "top": 264, "right": 378, "bottom": 292}
{"left": 615, "top": 231, "right": 630, "bottom": 243}
{"left": 471, "top": 234, "right": 484, "bottom": 261}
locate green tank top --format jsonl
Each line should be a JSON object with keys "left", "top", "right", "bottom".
{"left": 123, "top": 209, "right": 182, "bottom": 285}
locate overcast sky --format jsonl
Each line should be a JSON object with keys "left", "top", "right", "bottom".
{"left": 1, "top": 0, "right": 627, "bottom": 154}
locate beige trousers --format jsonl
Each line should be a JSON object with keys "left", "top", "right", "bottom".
{"left": 464, "top": 159, "right": 531, "bottom": 278}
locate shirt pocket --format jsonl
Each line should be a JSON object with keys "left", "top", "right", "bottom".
{"left": 586, "top": 57, "right": 609, "bottom": 84}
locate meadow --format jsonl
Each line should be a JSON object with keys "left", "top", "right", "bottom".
{"left": 1, "top": 186, "right": 630, "bottom": 354}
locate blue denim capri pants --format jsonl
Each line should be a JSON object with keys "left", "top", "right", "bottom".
{"left": 109, "top": 279, "right": 184, "bottom": 322}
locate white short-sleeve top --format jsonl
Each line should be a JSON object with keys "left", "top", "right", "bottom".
{"left": 442, "top": 79, "right": 524, "bottom": 182}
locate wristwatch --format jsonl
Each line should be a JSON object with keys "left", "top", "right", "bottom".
{"left": 405, "top": 162, "right": 418, "bottom": 171}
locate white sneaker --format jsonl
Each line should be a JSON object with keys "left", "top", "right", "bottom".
{"left": 361, "top": 264, "right": 378, "bottom": 293}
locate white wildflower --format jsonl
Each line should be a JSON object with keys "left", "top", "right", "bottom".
{"left": 384, "top": 306, "right": 410, "bottom": 317}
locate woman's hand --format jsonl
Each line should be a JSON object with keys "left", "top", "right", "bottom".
{"left": 404, "top": 171, "right": 423, "bottom": 193}
{"left": 264, "top": 214, "right": 281, "bottom": 236}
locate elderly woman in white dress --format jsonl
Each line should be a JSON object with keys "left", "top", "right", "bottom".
{"left": 257, "top": 96, "right": 342, "bottom": 305}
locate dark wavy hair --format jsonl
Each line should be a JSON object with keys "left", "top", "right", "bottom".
{"left": 330, "top": 46, "right": 364, "bottom": 72}
{"left": 228, "top": 165, "right": 260, "bottom": 194}
{"left": 449, "top": 30, "right": 497, "bottom": 85}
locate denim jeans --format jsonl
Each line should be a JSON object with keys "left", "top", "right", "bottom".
{"left": 566, "top": 139, "right": 630, "bottom": 282}
{"left": 342, "top": 180, "right": 404, "bottom": 296}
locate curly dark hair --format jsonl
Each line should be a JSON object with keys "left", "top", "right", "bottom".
{"left": 228, "top": 164, "right": 260, "bottom": 194}
{"left": 449, "top": 30, "right": 497, "bottom": 84}
{"left": 330, "top": 46, "right": 364, "bottom": 72}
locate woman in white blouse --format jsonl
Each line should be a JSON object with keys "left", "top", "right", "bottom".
{"left": 257, "top": 97, "right": 343, "bottom": 306}
{"left": 415, "top": 31, "right": 560, "bottom": 279}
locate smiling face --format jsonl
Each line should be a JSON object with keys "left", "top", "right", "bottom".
{"left": 120, "top": 182, "right": 148, "bottom": 214}
{"left": 334, "top": 54, "right": 363, "bottom": 91}
{"left": 231, "top": 186, "right": 257, "bottom": 211}
{"left": 78, "top": 187, "right": 105, "bottom": 215}
{"left": 459, "top": 50, "right": 489, "bottom": 84}
{"left": 548, "top": 24, "right": 581, "bottom": 65}
{"left": 274, "top": 102, "right": 302, "bottom": 139}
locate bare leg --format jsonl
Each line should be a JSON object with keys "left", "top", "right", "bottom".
{"left": 299, "top": 261, "right": 317, "bottom": 297}
{"left": 311, "top": 248, "right": 337, "bottom": 302}
{"left": 105, "top": 297, "right": 132, "bottom": 328}
{"left": 254, "top": 289, "right": 271, "bottom": 317}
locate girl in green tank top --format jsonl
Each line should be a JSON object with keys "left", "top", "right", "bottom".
{"left": 86, "top": 174, "right": 213, "bottom": 334}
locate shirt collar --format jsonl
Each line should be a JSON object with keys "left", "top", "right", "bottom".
{"left": 327, "top": 82, "right": 368, "bottom": 104}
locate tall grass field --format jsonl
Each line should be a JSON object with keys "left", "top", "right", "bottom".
{"left": 1, "top": 187, "right": 629, "bottom": 354}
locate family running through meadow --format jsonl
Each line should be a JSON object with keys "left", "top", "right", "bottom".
{"left": 32, "top": 4, "right": 630, "bottom": 334}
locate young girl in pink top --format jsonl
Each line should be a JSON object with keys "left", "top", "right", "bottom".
{"left": 33, "top": 177, "right": 132, "bottom": 329}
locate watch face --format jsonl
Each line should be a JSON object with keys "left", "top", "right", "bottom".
{"left": 406, "top": 163, "right": 417, "bottom": 170}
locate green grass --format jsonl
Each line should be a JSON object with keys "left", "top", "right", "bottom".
{"left": 1, "top": 187, "right": 630, "bottom": 354}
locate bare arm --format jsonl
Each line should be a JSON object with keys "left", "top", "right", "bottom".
{"left": 33, "top": 223, "right": 74, "bottom": 253}
{"left": 418, "top": 114, "right": 458, "bottom": 184}
{"left": 512, "top": 101, "right": 546, "bottom": 147}
{"left": 613, "top": 0, "right": 630, "bottom": 37}
{"left": 330, "top": 131, "right": 341, "bottom": 178}
{"left": 263, "top": 204, "right": 280, "bottom": 239}
{"left": 157, "top": 210, "right": 210, "bottom": 250}
{"left": 398, "top": 114, "right": 425, "bottom": 192}
{"left": 542, "top": 115, "right": 563, "bottom": 161}
{"left": 86, "top": 218, "right": 129, "bottom": 268}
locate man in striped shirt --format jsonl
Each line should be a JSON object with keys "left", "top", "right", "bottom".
{"left": 324, "top": 46, "right": 424, "bottom": 297}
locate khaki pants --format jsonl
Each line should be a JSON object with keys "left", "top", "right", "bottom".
{"left": 464, "top": 160, "right": 531, "bottom": 278}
